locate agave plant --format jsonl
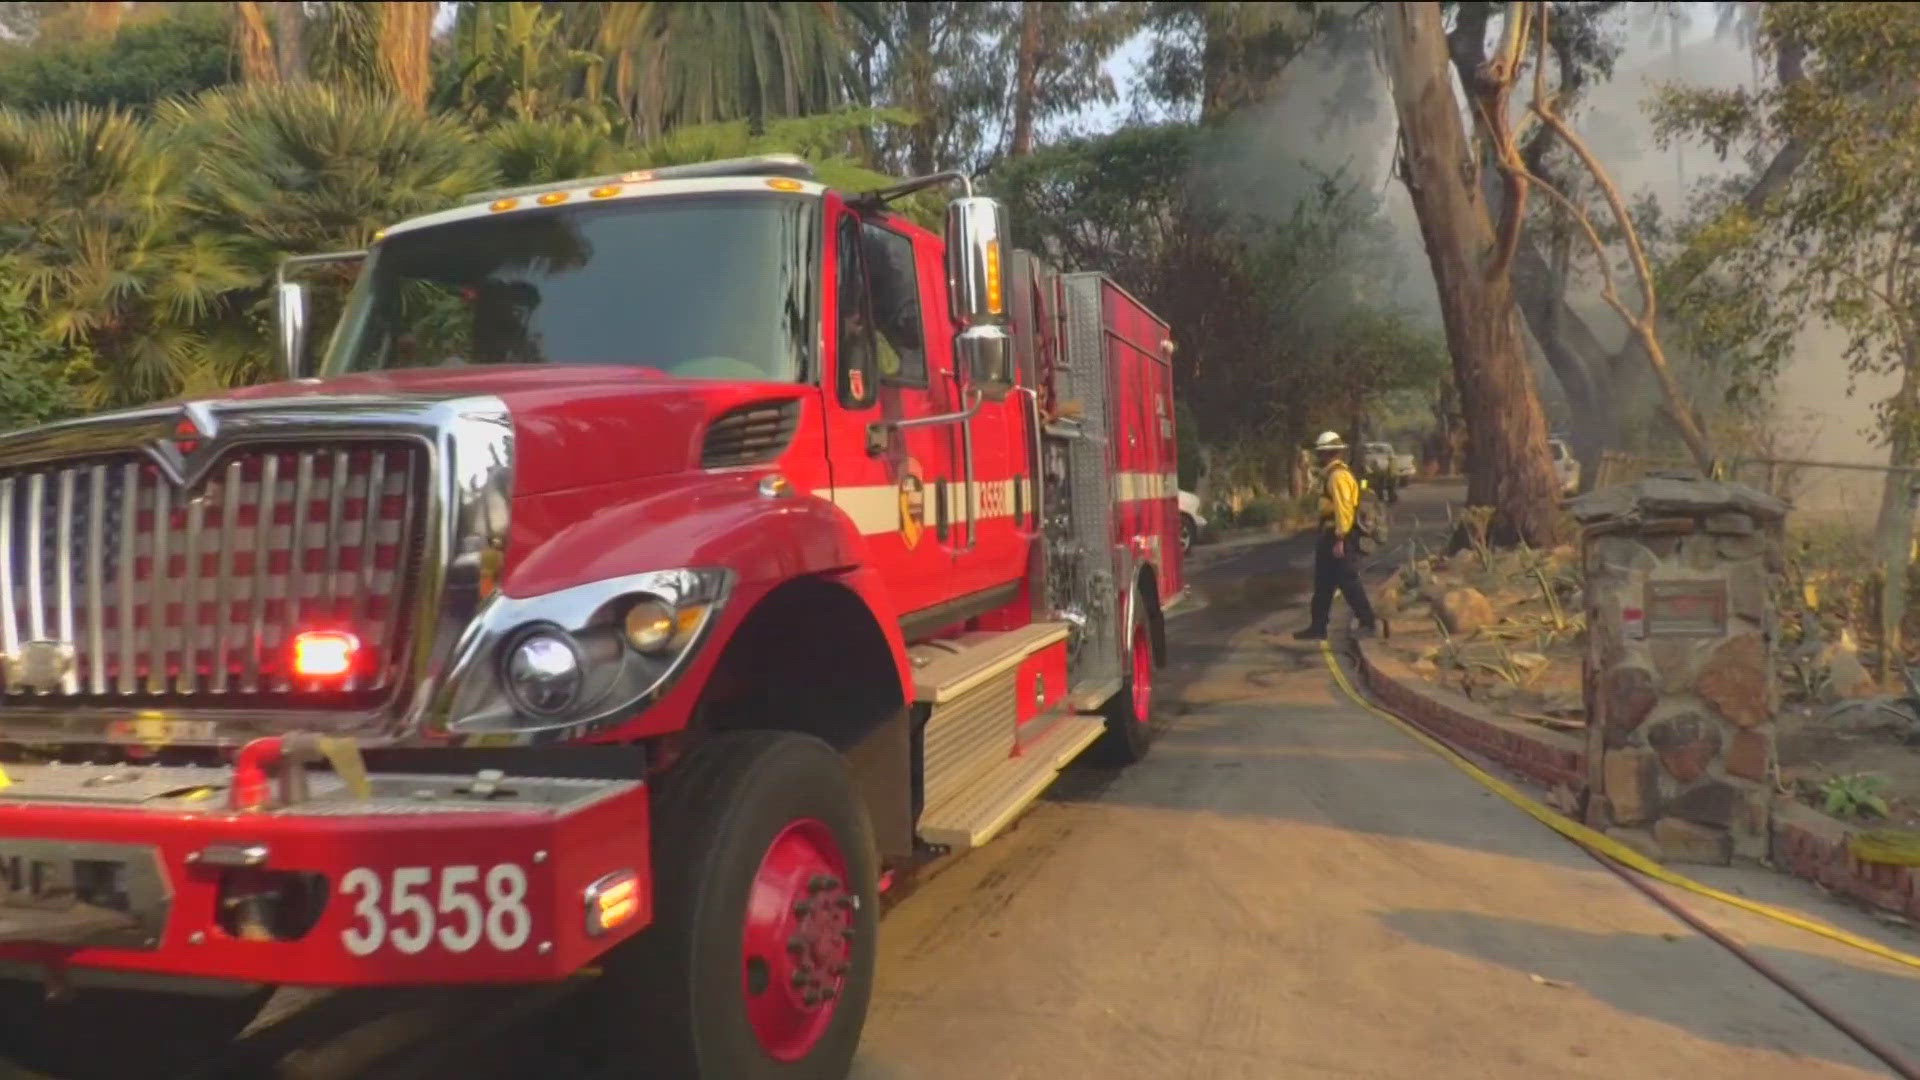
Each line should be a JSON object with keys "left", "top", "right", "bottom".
{"left": 0, "top": 104, "right": 247, "bottom": 410}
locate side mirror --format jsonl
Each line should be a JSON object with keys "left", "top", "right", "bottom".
{"left": 945, "top": 195, "right": 1014, "bottom": 395}
{"left": 275, "top": 280, "right": 308, "bottom": 381}
{"left": 956, "top": 325, "right": 1012, "bottom": 391}
{"left": 945, "top": 196, "right": 1008, "bottom": 326}
{"left": 275, "top": 248, "right": 368, "bottom": 383}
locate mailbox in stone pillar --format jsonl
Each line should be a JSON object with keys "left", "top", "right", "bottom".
{"left": 1570, "top": 475, "right": 1789, "bottom": 865}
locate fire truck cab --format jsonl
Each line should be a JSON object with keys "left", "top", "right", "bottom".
{"left": 0, "top": 154, "right": 1180, "bottom": 1080}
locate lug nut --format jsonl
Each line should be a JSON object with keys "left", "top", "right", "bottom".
{"left": 792, "top": 899, "right": 812, "bottom": 916}
{"left": 787, "top": 935, "right": 806, "bottom": 955}
{"left": 802, "top": 988, "right": 820, "bottom": 1006}
{"left": 791, "top": 969, "right": 810, "bottom": 988}
{"left": 809, "top": 874, "right": 841, "bottom": 892}
{"left": 820, "top": 986, "right": 837, "bottom": 1001}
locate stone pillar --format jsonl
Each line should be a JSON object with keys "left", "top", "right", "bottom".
{"left": 1575, "top": 475, "right": 1789, "bottom": 864}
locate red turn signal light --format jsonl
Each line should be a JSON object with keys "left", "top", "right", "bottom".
{"left": 291, "top": 630, "right": 360, "bottom": 680}
{"left": 584, "top": 870, "right": 642, "bottom": 937}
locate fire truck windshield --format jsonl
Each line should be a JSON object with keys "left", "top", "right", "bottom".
{"left": 322, "top": 193, "right": 817, "bottom": 382}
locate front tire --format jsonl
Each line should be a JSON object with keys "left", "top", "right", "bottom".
{"left": 590, "top": 731, "right": 880, "bottom": 1080}
{"left": 1095, "top": 594, "right": 1157, "bottom": 766}
{"left": 0, "top": 981, "right": 271, "bottom": 1080}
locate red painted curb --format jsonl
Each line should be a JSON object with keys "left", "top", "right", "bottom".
{"left": 1351, "top": 640, "right": 1587, "bottom": 792}
{"left": 1354, "top": 610, "right": 1920, "bottom": 922}
{"left": 1774, "top": 803, "right": 1920, "bottom": 923}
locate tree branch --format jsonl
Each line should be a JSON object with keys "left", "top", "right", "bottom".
{"left": 1475, "top": 2, "right": 1534, "bottom": 281}
{"left": 1485, "top": 1, "right": 1713, "bottom": 474}
{"left": 1607, "top": 27, "right": 1810, "bottom": 379}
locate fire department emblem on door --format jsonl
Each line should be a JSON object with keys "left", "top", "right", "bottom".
{"left": 898, "top": 459, "right": 925, "bottom": 550}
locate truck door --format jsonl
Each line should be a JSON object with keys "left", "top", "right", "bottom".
{"left": 823, "top": 204, "right": 1015, "bottom": 632}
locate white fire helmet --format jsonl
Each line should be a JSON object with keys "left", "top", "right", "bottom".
{"left": 1312, "top": 431, "right": 1346, "bottom": 452}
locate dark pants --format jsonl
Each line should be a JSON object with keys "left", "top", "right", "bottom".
{"left": 1308, "top": 530, "right": 1375, "bottom": 632}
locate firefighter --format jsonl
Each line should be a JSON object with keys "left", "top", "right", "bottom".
{"left": 1294, "top": 430, "right": 1378, "bottom": 641}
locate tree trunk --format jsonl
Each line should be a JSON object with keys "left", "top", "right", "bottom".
{"left": 235, "top": 1, "right": 279, "bottom": 86}
{"left": 80, "top": 0, "right": 119, "bottom": 39}
{"left": 1875, "top": 354, "right": 1920, "bottom": 682}
{"left": 1384, "top": 2, "right": 1561, "bottom": 546}
{"left": 379, "top": 1, "right": 433, "bottom": 113}
{"left": 905, "top": 3, "right": 936, "bottom": 175}
{"left": 1009, "top": 1, "right": 1041, "bottom": 157}
{"left": 274, "top": 0, "right": 307, "bottom": 83}
{"left": 1514, "top": 231, "right": 1614, "bottom": 488}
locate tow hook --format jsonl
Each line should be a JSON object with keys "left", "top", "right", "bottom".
{"left": 230, "top": 734, "right": 373, "bottom": 811}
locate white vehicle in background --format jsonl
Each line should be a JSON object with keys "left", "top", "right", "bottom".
{"left": 1549, "top": 438, "right": 1580, "bottom": 495}
{"left": 1179, "top": 489, "right": 1207, "bottom": 554}
{"left": 1363, "top": 441, "right": 1417, "bottom": 484}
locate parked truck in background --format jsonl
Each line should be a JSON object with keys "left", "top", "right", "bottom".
{"left": 0, "top": 155, "right": 1180, "bottom": 1080}
{"left": 1362, "top": 442, "right": 1415, "bottom": 485}
{"left": 1548, "top": 437, "right": 1580, "bottom": 495}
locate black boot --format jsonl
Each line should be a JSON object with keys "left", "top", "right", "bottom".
{"left": 1293, "top": 626, "right": 1328, "bottom": 641}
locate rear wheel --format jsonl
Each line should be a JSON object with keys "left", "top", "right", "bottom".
{"left": 588, "top": 731, "right": 879, "bottom": 1080}
{"left": 1095, "top": 594, "right": 1156, "bottom": 766}
{"left": 1179, "top": 514, "right": 1197, "bottom": 555}
{"left": 0, "top": 981, "right": 271, "bottom": 1080}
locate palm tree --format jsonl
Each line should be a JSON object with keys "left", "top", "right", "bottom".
{"left": 580, "top": 2, "right": 870, "bottom": 139}
{"left": 159, "top": 83, "right": 496, "bottom": 384}
{"left": 0, "top": 104, "right": 247, "bottom": 408}
{"left": 235, "top": 1, "right": 278, "bottom": 85}
{"left": 378, "top": 0, "right": 433, "bottom": 112}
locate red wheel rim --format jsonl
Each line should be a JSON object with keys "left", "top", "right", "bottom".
{"left": 741, "top": 818, "right": 855, "bottom": 1062}
{"left": 1131, "top": 620, "right": 1152, "bottom": 722}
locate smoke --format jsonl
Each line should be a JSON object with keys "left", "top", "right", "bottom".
{"left": 1570, "top": 30, "right": 1885, "bottom": 473}
{"left": 1166, "top": 9, "right": 1886, "bottom": 474}
{"left": 1182, "top": 43, "right": 1441, "bottom": 331}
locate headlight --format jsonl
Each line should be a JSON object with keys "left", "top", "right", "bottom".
{"left": 623, "top": 599, "right": 675, "bottom": 654}
{"left": 503, "top": 629, "right": 584, "bottom": 717}
{"left": 443, "top": 567, "right": 733, "bottom": 743}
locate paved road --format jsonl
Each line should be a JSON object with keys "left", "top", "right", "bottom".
{"left": 21, "top": 481, "right": 1920, "bottom": 1079}
{"left": 850, "top": 482, "right": 1920, "bottom": 1080}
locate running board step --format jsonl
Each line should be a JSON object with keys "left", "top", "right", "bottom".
{"left": 918, "top": 714, "right": 1106, "bottom": 852}
{"left": 909, "top": 622, "right": 1071, "bottom": 704}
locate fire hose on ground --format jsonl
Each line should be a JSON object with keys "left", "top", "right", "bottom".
{"left": 1318, "top": 640, "right": 1920, "bottom": 1080}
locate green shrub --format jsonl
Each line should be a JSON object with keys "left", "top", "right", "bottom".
{"left": 0, "top": 266, "right": 87, "bottom": 432}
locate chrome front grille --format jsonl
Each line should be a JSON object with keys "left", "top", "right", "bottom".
{"left": 0, "top": 442, "right": 425, "bottom": 702}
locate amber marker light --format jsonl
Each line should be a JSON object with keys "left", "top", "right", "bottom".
{"left": 984, "top": 241, "right": 1004, "bottom": 315}
{"left": 584, "top": 870, "right": 642, "bottom": 936}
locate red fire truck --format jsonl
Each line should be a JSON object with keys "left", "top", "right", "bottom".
{"left": 0, "top": 154, "right": 1180, "bottom": 1079}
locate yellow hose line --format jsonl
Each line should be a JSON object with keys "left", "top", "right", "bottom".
{"left": 1318, "top": 642, "right": 1920, "bottom": 974}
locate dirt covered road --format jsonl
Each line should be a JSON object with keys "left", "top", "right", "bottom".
{"left": 19, "top": 482, "right": 1920, "bottom": 1079}
{"left": 849, "top": 482, "right": 1920, "bottom": 1080}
